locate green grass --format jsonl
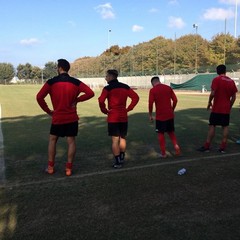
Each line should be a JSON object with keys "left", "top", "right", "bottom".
{"left": 0, "top": 85, "right": 240, "bottom": 240}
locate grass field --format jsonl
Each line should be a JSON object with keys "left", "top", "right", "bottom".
{"left": 0, "top": 85, "right": 240, "bottom": 240}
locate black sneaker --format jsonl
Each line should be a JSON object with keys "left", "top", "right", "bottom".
{"left": 217, "top": 148, "right": 226, "bottom": 153}
{"left": 113, "top": 162, "right": 122, "bottom": 169}
{"left": 197, "top": 146, "right": 210, "bottom": 152}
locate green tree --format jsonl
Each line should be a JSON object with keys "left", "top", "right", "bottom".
{"left": 17, "top": 63, "right": 32, "bottom": 80}
{"left": 209, "top": 33, "right": 236, "bottom": 66}
{"left": 31, "top": 66, "right": 42, "bottom": 83}
{"left": 0, "top": 63, "right": 15, "bottom": 84}
{"left": 44, "top": 61, "right": 57, "bottom": 79}
{"left": 69, "top": 33, "right": 240, "bottom": 77}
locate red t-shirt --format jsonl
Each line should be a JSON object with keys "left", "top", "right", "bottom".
{"left": 149, "top": 83, "right": 177, "bottom": 121}
{"left": 98, "top": 79, "right": 139, "bottom": 122}
{"left": 36, "top": 73, "right": 94, "bottom": 124}
{"left": 211, "top": 75, "right": 238, "bottom": 114}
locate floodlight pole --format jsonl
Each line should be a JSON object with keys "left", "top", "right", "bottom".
{"left": 193, "top": 24, "right": 198, "bottom": 74}
{"left": 224, "top": 18, "right": 227, "bottom": 65}
{"left": 108, "top": 29, "right": 111, "bottom": 49}
{"left": 235, "top": 0, "right": 238, "bottom": 38}
{"left": 174, "top": 33, "right": 177, "bottom": 75}
{"left": 41, "top": 68, "right": 44, "bottom": 84}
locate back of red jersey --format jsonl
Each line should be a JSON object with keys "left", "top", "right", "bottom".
{"left": 211, "top": 75, "right": 238, "bottom": 114}
{"left": 98, "top": 79, "right": 139, "bottom": 122}
{"left": 37, "top": 73, "right": 94, "bottom": 124}
{"left": 149, "top": 84, "right": 177, "bottom": 121}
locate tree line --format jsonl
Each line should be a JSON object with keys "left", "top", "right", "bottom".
{"left": 70, "top": 33, "right": 240, "bottom": 78}
{"left": 0, "top": 62, "right": 57, "bottom": 84}
{"left": 1, "top": 33, "right": 240, "bottom": 84}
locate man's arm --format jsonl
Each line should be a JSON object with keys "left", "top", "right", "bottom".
{"left": 230, "top": 93, "right": 236, "bottom": 108}
{"left": 171, "top": 91, "right": 178, "bottom": 111}
{"left": 36, "top": 83, "right": 52, "bottom": 115}
{"left": 207, "top": 90, "right": 215, "bottom": 110}
{"left": 230, "top": 82, "right": 238, "bottom": 109}
{"left": 98, "top": 88, "right": 109, "bottom": 114}
{"left": 126, "top": 89, "right": 139, "bottom": 112}
{"left": 77, "top": 82, "right": 95, "bottom": 102}
{"left": 148, "top": 90, "right": 154, "bottom": 121}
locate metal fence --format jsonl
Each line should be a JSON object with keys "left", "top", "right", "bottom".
{"left": 80, "top": 72, "right": 240, "bottom": 90}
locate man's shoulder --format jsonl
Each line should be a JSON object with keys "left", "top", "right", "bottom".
{"left": 154, "top": 83, "right": 172, "bottom": 91}
{"left": 213, "top": 75, "right": 233, "bottom": 82}
{"left": 47, "top": 75, "right": 59, "bottom": 85}
{"left": 47, "top": 75, "right": 81, "bottom": 86}
{"left": 68, "top": 76, "right": 81, "bottom": 86}
{"left": 105, "top": 80, "right": 130, "bottom": 90}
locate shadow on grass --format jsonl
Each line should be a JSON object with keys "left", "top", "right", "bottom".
{"left": 1, "top": 107, "right": 240, "bottom": 184}
{"left": 1, "top": 108, "right": 240, "bottom": 239}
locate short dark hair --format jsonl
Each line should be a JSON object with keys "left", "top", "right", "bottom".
{"left": 216, "top": 64, "right": 226, "bottom": 75}
{"left": 151, "top": 76, "right": 160, "bottom": 83}
{"left": 107, "top": 69, "right": 118, "bottom": 78}
{"left": 57, "top": 59, "right": 70, "bottom": 72}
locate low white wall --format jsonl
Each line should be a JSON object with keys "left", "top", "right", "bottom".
{"left": 79, "top": 72, "right": 240, "bottom": 89}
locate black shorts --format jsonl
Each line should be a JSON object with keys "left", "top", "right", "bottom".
{"left": 155, "top": 119, "right": 175, "bottom": 133}
{"left": 108, "top": 122, "right": 128, "bottom": 137}
{"left": 209, "top": 112, "right": 230, "bottom": 126}
{"left": 50, "top": 121, "right": 78, "bottom": 137}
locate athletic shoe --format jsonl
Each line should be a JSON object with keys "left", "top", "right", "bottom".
{"left": 113, "top": 162, "right": 122, "bottom": 169}
{"left": 46, "top": 166, "right": 54, "bottom": 175}
{"left": 197, "top": 146, "right": 210, "bottom": 152}
{"left": 236, "top": 139, "right": 240, "bottom": 144}
{"left": 65, "top": 168, "right": 72, "bottom": 176}
{"left": 217, "top": 148, "right": 226, "bottom": 154}
{"left": 175, "top": 146, "right": 181, "bottom": 156}
{"left": 113, "top": 159, "right": 122, "bottom": 169}
{"left": 159, "top": 153, "right": 167, "bottom": 158}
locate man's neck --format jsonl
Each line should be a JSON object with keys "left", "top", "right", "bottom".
{"left": 59, "top": 70, "right": 67, "bottom": 75}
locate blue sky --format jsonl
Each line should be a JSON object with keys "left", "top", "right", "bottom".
{"left": 0, "top": 0, "right": 239, "bottom": 67}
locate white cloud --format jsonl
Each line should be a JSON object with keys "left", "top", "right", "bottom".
{"left": 203, "top": 8, "right": 235, "bottom": 20}
{"left": 20, "top": 38, "right": 40, "bottom": 46}
{"left": 149, "top": 8, "right": 159, "bottom": 13}
{"left": 219, "top": 0, "right": 240, "bottom": 5}
{"left": 68, "top": 20, "right": 76, "bottom": 27}
{"left": 168, "top": 0, "right": 179, "bottom": 6}
{"left": 95, "top": 3, "right": 115, "bottom": 19}
{"left": 132, "top": 25, "right": 144, "bottom": 32}
{"left": 168, "top": 16, "right": 185, "bottom": 29}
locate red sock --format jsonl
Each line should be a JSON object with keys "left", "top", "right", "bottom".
{"left": 158, "top": 133, "right": 166, "bottom": 155}
{"left": 204, "top": 142, "right": 210, "bottom": 149}
{"left": 66, "top": 162, "right": 73, "bottom": 169}
{"left": 168, "top": 132, "right": 178, "bottom": 147}
{"left": 48, "top": 161, "right": 54, "bottom": 167}
{"left": 220, "top": 141, "right": 226, "bottom": 150}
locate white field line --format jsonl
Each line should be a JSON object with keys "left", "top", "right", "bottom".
{"left": 2, "top": 152, "right": 240, "bottom": 189}
{"left": 0, "top": 104, "right": 6, "bottom": 185}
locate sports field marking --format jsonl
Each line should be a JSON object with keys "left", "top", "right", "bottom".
{"left": 0, "top": 104, "right": 6, "bottom": 185}
{"left": 3, "top": 152, "right": 240, "bottom": 189}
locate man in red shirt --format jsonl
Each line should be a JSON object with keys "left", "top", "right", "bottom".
{"left": 198, "top": 64, "right": 238, "bottom": 153}
{"left": 148, "top": 76, "right": 180, "bottom": 158}
{"left": 36, "top": 59, "right": 94, "bottom": 176}
{"left": 98, "top": 69, "right": 139, "bottom": 168}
